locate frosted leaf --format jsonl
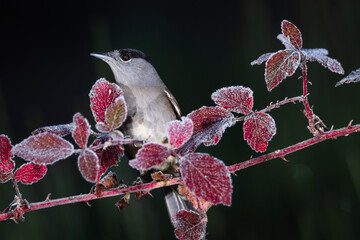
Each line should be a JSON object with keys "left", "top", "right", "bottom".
{"left": 32, "top": 123, "right": 74, "bottom": 137}
{"left": 129, "top": 143, "right": 170, "bottom": 171}
{"left": 302, "top": 49, "right": 344, "bottom": 74}
{"left": 265, "top": 49, "right": 301, "bottom": 91}
{"left": 243, "top": 112, "right": 276, "bottom": 152}
{"left": 12, "top": 132, "right": 74, "bottom": 165}
{"left": 277, "top": 34, "right": 293, "bottom": 50}
{"left": 172, "top": 210, "right": 207, "bottom": 240}
{"left": 211, "top": 86, "right": 254, "bottom": 114}
{"left": 90, "top": 137, "right": 123, "bottom": 178}
{"left": 89, "top": 78, "right": 123, "bottom": 123}
{"left": 96, "top": 96, "right": 127, "bottom": 132}
{"left": 72, "top": 113, "right": 91, "bottom": 149}
{"left": 167, "top": 117, "right": 193, "bottom": 149}
{"left": 78, "top": 149, "right": 100, "bottom": 183}
{"left": 0, "top": 135, "right": 15, "bottom": 173}
{"left": 14, "top": 162, "right": 47, "bottom": 185}
{"left": 0, "top": 171, "right": 11, "bottom": 183}
{"left": 180, "top": 153, "right": 232, "bottom": 206}
{"left": 336, "top": 68, "right": 360, "bottom": 87}
{"left": 251, "top": 52, "right": 273, "bottom": 66}
{"left": 281, "top": 20, "right": 302, "bottom": 50}
{"left": 183, "top": 106, "right": 235, "bottom": 151}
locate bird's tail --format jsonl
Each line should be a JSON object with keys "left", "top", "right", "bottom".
{"left": 162, "top": 186, "right": 195, "bottom": 222}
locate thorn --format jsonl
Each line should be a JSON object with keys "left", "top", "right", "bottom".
{"left": 281, "top": 156, "right": 289, "bottom": 162}
{"left": 45, "top": 193, "right": 51, "bottom": 201}
{"left": 231, "top": 172, "right": 237, "bottom": 176}
{"left": 348, "top": 120, "right": 353, "bottom": 128}
{"left": 308, "top": 81, "right": 313, "bottom": 85}
{"left": 85, "top": 201, "right": 91, "bottom": 207}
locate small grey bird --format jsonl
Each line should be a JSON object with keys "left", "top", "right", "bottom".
{"left": 91, "top": 48, "right": 194, "bottom": 221}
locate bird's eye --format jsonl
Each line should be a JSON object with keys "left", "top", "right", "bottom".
{"left": 120, "top": 53, "right": 131, "bottom": 62}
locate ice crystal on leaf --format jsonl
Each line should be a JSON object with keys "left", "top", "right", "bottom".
{"left": 12, "top": 132, "right": 74, "bottom": 165}
{"left": 281, "top": 20, "right": 303, "bottom": 50}
{"left": 14, "top": 162, "right": 47, "bottom": 185}
{"left": 172, "top": 210, "right": 207, "bottom": 240}
{"left": 72, "top": 113, "right": 91, "bottom": 149}
{"left": 179, "top": 153, "right": 232, "bottom": 206}
{"left": 89, "top": 78, "right": 123, "bottom": 124}
{"left": 243, "top": 112, "right": 276, "bottom": 152}
{"left": 96, "top": 96, "right": 127, "bottom": 132}
{"left": 167, "top": 117, "right": 193, "bottom": 149}
{"left": 0, "top": 135, "right": 15, "bottom": 173}
{"left": 303, "top": 48, "right": 344, "bottom": 74}
{"left": 32, "top": 124, "right": 74, "bottom": 137}
{"left": 336, "top": 68, "right": 360, "bottom": 86}
{"left": 78, "top": 149, "right": 100, "bottom": 183}
{"left": 211, "top": 86, "right": 254, "bottom": 115}
{"left": 129, "top": 143, "right": 171, "bottom": 171}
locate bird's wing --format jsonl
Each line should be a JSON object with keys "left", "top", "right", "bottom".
{"left": 164, "top": 88, "right": 182, "bottom": 119}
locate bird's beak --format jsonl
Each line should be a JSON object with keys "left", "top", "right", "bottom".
{"left": 90, "top": 53, "right": 113, "bottom": 62}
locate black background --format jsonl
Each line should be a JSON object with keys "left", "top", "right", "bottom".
{"left": 0, "top": 1, "right": 360, "bottom": 239}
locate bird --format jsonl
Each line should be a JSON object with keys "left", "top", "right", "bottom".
{"left": 91, "top": 48, "right": 194, "bottom": 222}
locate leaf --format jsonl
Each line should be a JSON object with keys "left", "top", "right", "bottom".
{"left": 129, "top": 143, "right": 170, "bottom": 171}
{"left": 303, "top": 48, "right": 344, "bottom": 74}
{"left": 90, "top": 137, "right": 124, "bottom": 178}
{"left": 180, "top": 153, "right": 232, "bottom": 206}
{"left": 77, "top": 149, "right": 100, "bottom": 183}
{"left": 281, "top": 20, "right": 302, "bottom": 50}
{"left": 243, "top": 112, "right": 276, "bottom": 152}
{"left": 211, "top": 86, "right": 254, "bottom": 115}
{"left": 172, "top": 210, "right": 207, "bottom": 240}
{"left": 89, "top": 78, "right": 123, "bottom": 123}
{"left": 32, "top": 124, "right": 74, "bottom": 137}
{"left": 72, "top": 113, "right": 91, "bottom": 148}
{"left": 96, "top": 96, "right": 127, "bottom": 132}
{"left": 178, "top": 106, "right": 235, "bottom": 154}
{"left": 0, "top": 171, "right": 12, "bottom": 183}
{"left": 265, "top": 49, "right": 301, "bottom": 91}
{"left": 14, "top": 162, "right": 47, "bottom": 185}
{"left": 277, "top": 34, "right": 293, "bottom": 50}
{"left": 251, "top": 52, "right": 273, "bottom": 66}
{"left": 0, "top": 135, "right": 15, "bottom": 173}
{"left": 12, "top": 132, "right": 74, "bottom": 165}
{"left": 167, "top": 117, "right": 193, "bottom": 149}
{"left": 336, "top": 68, "right": 360, "bottom": 87}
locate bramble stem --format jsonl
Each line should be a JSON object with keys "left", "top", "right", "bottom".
{"left": 228, "top": 123, "right": 360, "bottom": 173}
{"left": 301, "top": 61, "right": 316, "bottom": 134}
{"left": 0, "top": 178, "right": 182, "bottom": 222}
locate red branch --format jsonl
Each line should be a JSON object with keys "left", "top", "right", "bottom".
{"left": 0, "top": 178, "right": 182, "bottom": 222}
{"left": 301, "top": 61, "right": 316, "bottom": 134}
{"left": 228, "top": 123, "right": 360, "bottom": 173}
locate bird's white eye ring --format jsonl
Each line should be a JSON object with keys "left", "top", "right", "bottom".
{"left": 120, "top": 53, "right": 131, "bottom": 62}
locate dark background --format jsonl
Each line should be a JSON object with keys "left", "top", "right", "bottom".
{"left": 1, "top": 1, "right": 360, "bottom": 239}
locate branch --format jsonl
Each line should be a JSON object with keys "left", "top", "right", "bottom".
{"left": 0, "top": 177, "right": 183, "bottom": 222}
{"left": 228, "top": 123, "right": 360, "bottom": 173}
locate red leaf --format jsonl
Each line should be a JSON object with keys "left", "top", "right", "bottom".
{"left": 0, "top": 135, "right": 15, "bottom": 173}
{"left": 172, "top": 210, "right": 207, "bottom": 240}
{"left": 129, "top": 143, "right": 170, "bottom": 171}
{"left": 303, "top": 48, "right": 344, "bottom": 75}
{"left": 281, "top": 20, "right": 302, "bottom": 50}
{"left": 180, "top": 153, "right": 232, "bottom": 206}
{"left": 78, "top": 149, "right": 100, "bottom": 183}
{"left": 89, "top": 78, "right": 123, "bottom": 123}
{"left": 12, "top": 132, "right": 74, "bottom": 165}
{"left": 336, "top": 68, "right": 360, "bottom": 87}
{"left": 96, "top": 96, "right": 127, "bottom": 132}
{"left": 32, "top": 124, "right": 74, "bottom": 137}
{"left": 14, "top": 162, "right": 47, "bottom": 185}
{"left": 167, "top": 117, "right": 193, "bottom": 149}
{"left": 243, "top": 112, "right": 276, "bottom": 152}
{"left": 211, "top": 86, "right": 254, "bottom": 114}
{"left": 0, "top": 171, "right": 11, "bottom": 183}
{"left": 90, "top": 137, "right": 124, "bottom": 179}
{"left": 72, "top": 113, "right": 91, "bottom": 148}
{"left": 179, "top": 106, "right": 234, "bottom": 153}
{"left": 265, "top": 49, "right": 301, "bottom": 91}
